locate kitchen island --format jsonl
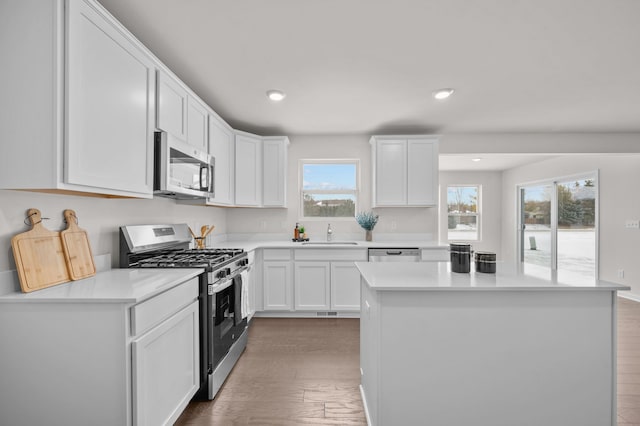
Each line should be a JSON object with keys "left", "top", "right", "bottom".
{"left": 356, "top": 262, "right": 629, "bottom": 426}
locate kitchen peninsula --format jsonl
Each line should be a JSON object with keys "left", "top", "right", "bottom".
{"left": 356, "top": 262, "right": 629, "bottom": 426}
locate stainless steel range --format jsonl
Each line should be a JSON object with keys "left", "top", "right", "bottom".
{"left": 119, "top": 223, "right": 249, "bottom": 400}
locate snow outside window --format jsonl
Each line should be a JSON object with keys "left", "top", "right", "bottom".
{"left": 447, "top": 185, "right": 480, "bottom": 241}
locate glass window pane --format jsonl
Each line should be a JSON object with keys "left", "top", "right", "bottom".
{"left": 303, "top": 193, "right": 356, "bottom": 217}
{"left": 522, "top": 184, "right": 552, "bottom": 272}
{"left": 303, "top": 164, "right": 356, "bottom": 190}
{"left": 447, "top": 215, "right": 478, "bottom": 240}
{"left": 556, "top": 178, "right": 596, "bottom": 278}
{"left": 447, "top": 187, "right": 478, "bottom": 213}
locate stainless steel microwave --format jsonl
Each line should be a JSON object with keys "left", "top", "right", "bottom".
{"left": 154, "top": 131, "right": 215, "bottom": 199}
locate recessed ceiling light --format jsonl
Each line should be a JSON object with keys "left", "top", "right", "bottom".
{"left": 471, "top": 158, "right": 482, "bottom": 162}
{"left": 266, "top": 90, "right": 286, "bottom": 101}
{"left": 433, "top": 88, "right": 455, "bottom": 100}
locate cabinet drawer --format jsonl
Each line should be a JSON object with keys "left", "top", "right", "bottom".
{"left": 294, "top": 248, "right": 368, "bottom": 261}
{"left": 131, "top": 277, "right": 199, "bottom": 336}
{"left": 421, "top": 249, "right": 450, "bottom": 262}
{"left": 263, "top": 249, "right": 292, "bottom": 261}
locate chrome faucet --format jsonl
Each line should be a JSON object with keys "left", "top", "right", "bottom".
{"left": 326, "top": 223, "right": 333, "bottom": 241}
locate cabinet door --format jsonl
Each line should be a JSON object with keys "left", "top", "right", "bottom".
{"left": 208, "top": 115, "right": 234, "bottom": 205}
{"left": 65, "top": 0, "right": 155, "bottom": 195}
{"left": 187, "top": 96, "right": 208, "bottom": 151}
{"left": 263, "top": 261, "right": 292, "bottom": 310}
{"left": 132, "top": 301, "right": 199, "bottom": 426}
{"left": 294, "top": 262, "right": 331, "bottom": 311}
{"left": 407, "top": 139, "right": 438, "bottom": 206}
{"left": 157, "top": 71, "right": 187, "bottom": 140}
{"left": 374, "top": 139, "right": 407, "bottom": 206}
{"left": 330, "top": 262, "right": 361, "bottom": 311}
{"left": 262, "top": 137, "right": 288, "bottom": 207}
{"left": 235, "top": 133, "right": 262, "bottom": 206}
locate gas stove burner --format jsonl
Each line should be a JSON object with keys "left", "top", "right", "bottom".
{"left": 129, "top": 247, "right": 245, "bottom": 269}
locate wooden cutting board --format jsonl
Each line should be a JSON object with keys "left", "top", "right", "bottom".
{"left": 11, "top": 208, "right": 71, "bottom": 292}
{"left": 61, "top": 209, "right": 96, "bottom": 280}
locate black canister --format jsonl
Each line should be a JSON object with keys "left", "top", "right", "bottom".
{"left": 475, "top": 251, "right": 497, "bottom": 273}
{"left": 450, "top": 243, "right": 471, "bottom": 273}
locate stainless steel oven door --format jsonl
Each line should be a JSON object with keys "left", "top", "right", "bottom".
{"left": 210, "top": 277, "right": 246, "bottom": 369}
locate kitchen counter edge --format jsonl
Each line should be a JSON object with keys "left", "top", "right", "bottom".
{"left": 0, "top": 268, "right": 204, "bottom": 304}
{"left": 356, "top": 262, "right": 631, "bottom": 292}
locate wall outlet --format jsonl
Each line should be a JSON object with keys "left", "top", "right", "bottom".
{"left": 390, "top": 220, "right": 397, "bottom": 231}
{"left": 618, "top": 269, "right": 625, "bottom": 279}
{"left": 625, "top": 220, "right": 640, "bottom": 229}
{"left": 260, "top": 220, "right": 267, "bottom": 230}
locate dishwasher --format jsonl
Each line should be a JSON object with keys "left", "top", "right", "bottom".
{"left": 368, "top": 248, "right": 421, "bottom": 262}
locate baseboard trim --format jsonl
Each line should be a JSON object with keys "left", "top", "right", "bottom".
{"left": 253, "top": 311, "right": 360, "bottom": 319}
{"left": 360, "top": 384, "right": 372, "bottom": 426}
{"left": 618, "top": 292, "right": 640, "bottom": 303}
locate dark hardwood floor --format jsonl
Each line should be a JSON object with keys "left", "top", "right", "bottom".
{"left": 177, "top": 298, "right": 640, "bottom": 425}
{"left": 175, "top": 318, "right": 366, "bottom": 425}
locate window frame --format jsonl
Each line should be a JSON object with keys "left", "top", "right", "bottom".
{"left": 446, "top": 184, "right": 481, "bottom": 242}
{"left": 299, "top": 159, "right": 360, "bottom": 221}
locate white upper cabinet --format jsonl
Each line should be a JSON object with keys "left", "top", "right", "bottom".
{"left": 373, "top": 139, "right": 407, "bottom": 205}
{"left": 407, "top": 139, "right": 438, "bottom": 205}
{"left": 187, "top": 96, "right": 208, "bottom": 152}
{"left": 208, "top": 113, "right": 235, "bottom": 206}
{"left": 234, "top": 132, "right": 289, "bottom": 208}
{"left": 371, "top": 135, "right": 439, "bottom": 207}
{"left": 235, "top": 132, "right": 263, "bottom": 207}
{"left": 262, "top": 137, "right": 289, "bottom": 207}
{"left": 0, "top": 0, "right": 155, "bottom": 198}
{"left": 157, "top": 71, "right": 187, "bottom": 141}
{"left": 157, "top": 70, "right": 208, "bottom": 152}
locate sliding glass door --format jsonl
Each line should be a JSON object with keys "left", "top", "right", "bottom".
{"left": 520, "top": 184, "right": 553, "bottom": 272}
{"left": 519, "top": 173, "right": 598, "bottom": 279}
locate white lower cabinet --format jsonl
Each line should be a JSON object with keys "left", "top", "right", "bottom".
{"left": 330, "top": 262, "right": 362, "bottom": 310}
{"left": 259, "top": 248, "right": 365, "bottom": 315}
{"left": 294, "top": 262, "right": 331, "bottom": 310}
{"left": 0, "top": 273, "right": 199, "bottom": 426}
{"left": 293, "top": 261, "right": 361, "bottom": 311}
{"left": 263, "top": 261, "right": 293, "bottom": 310}
{"left": 132, "top": 300, "right": 199, "bottom": 426}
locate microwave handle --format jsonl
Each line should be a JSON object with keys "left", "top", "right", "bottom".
{"left": 199, "top": 165, "right": 208, "bottom": 191}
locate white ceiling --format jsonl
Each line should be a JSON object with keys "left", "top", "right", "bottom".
{"left": 439, "top": 154, "right": 557, "bottom": 171}
{"left": 98, "top": 0, "right": 640, "bottom": 138}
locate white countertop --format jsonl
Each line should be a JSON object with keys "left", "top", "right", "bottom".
{"left": 356, "top": 261, "right": 630, "bottom": 291}
{"left": 209, "top": 240, "right": 448, "bottom": 253}
{"left": 0, "top": 268, "right": 203, "bottom": 304}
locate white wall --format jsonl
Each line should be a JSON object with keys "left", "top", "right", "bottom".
{"left": 0, "top": 190, "right": 227, "bottom": 272}
{"left": 439, "top": 171, "right": 503, "bottom": 256}
{"left": 501, "top": 154, "right": 640, "bottom": 295}
{"left": 440, "top": 133, "right": 640, "bottom": 154}
{"left": 225, "top": 135, "right": 438, "bottom": 241}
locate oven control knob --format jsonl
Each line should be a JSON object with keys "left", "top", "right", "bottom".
{"left": 225, "top": 268, "right": 232, "bottom": 276}
{"left": 217, "top": 269, "right": 227, "bottom": 279}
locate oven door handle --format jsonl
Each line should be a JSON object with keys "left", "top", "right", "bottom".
{"left": 208, "top": 266, "right": 251, "bottom": 294}
{"left": 210, "top": 278, "right": 233, "bottom": 294}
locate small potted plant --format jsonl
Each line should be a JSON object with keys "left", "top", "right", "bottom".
{"left": 355, "top": 211, "right": 379, "bottom": 241}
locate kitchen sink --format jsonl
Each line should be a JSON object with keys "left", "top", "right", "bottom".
{"left": 302, "top": 241, "right": 359, "bottom": 245}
